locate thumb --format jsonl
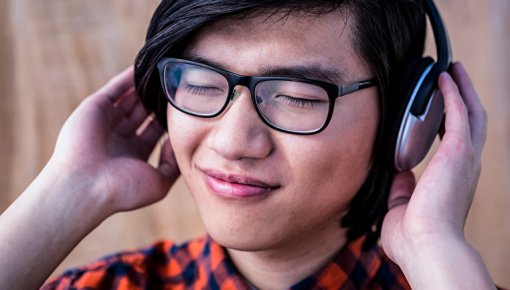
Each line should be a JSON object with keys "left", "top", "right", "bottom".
{"left": 388, "top": 171, "right": 416, "bottom": 210}
{"left": 158, "top": 136, "right": 180, "bottom": 181}
{"left": 381, "top": 171, "right": 417, "bottom": 262}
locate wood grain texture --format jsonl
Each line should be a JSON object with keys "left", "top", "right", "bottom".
{"left": 1, "top": 0, "right": 508, "bottom": 287}
{"left": 0, "top": 0, "right": 15, "bottom": 211}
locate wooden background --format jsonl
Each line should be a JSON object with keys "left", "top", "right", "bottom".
{"left": 0, "top": 0, "right": 508, "bottom": 287}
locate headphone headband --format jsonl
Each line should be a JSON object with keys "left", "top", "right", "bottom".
{"left": 425, "top": 0, "right": 452, "bottom": 72}
{"left": 411, "top": 0, "right": 452, "bottom": 116}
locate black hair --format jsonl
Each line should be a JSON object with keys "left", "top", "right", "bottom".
{"left": 134, "top": 0, "right": 426, "bottom": 247}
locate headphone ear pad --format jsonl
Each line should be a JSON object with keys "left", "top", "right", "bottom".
{"left": 386, "top": 57, "right": 444, "bottom": 171}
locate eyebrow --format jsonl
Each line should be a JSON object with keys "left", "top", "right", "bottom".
{"left": 182, "top": 52, "right": 347, "bottom": 85}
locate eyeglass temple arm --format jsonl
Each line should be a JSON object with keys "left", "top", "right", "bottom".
{"left": 338, "top": 79, "right": 377, "bottom": 97}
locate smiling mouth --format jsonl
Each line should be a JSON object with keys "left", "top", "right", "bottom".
{"left": 200, "top": 169, "right": 280, "bottom": 199}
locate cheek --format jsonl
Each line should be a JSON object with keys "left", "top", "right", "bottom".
{"left": 283, "top": 98, "right": 379, "bottom": 207}
{"left": 283, "top": 131, "right": 374, "bottom": 207}
{"left": 166, "top": 108, "right": 204, "bottom": 175}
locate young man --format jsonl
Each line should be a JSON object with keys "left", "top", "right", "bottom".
{"left": 0, "top": 0, "right": 500, "bottom": 289}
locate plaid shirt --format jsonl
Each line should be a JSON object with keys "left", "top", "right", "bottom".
{"left": 42, "top": 235, "right": 411, "bottom": 290}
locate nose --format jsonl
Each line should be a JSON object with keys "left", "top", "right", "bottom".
{"left": 206, "top": 86, "right": 274, "bottom": 160}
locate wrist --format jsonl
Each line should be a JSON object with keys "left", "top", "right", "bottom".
{"left": 396, "top": 235, "right": 495, "bottom": 290}
{"left": 0, "top": 162, "right": 113, "bottom": 289}
{"left": 32, "top": 161, "right": 114, "bottom": 226}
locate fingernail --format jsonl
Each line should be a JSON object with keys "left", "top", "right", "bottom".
{"left": 159, "top": 163, "right": 173, "bottom": 177}
{"left": 439, "top": 72, "right": 451, "bottom": 83}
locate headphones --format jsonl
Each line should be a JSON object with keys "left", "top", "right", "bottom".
{"left": 388, "top": 0, "right": 452, "bottom": 171}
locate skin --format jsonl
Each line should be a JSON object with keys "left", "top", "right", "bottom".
{"left": 0, "top": 10, "right": 496, "bottom": 290}
{"left": 167, "top": 13, "right": 378, "bottom": 288}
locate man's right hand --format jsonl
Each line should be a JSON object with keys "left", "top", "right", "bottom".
{"left": 49, "top": 66, "right": 179, "bottom": 214}
{"left": 0, "top": 67, "right": 180, "bottom": 290}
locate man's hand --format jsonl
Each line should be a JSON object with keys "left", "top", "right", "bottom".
{"left": 0, "top": 67, "right": 179, "bottom": 290}
{"left": 381, "top": 62, "right": 495, "bottom": 289}
{"left": 50, "top": 66, "right": 179, "bottom": 213}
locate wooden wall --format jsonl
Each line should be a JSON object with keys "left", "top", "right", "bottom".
{"left": 0, "top": 0, "right": 508, "bottom": 287}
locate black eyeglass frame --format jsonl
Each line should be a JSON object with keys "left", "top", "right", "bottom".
{"left": 157, "top": 57, "right": 377, "bottom": 135}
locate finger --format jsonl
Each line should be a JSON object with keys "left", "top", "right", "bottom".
{"left": 450, "top": 63, "right": 482, "bottom": 113}
{"left": 114, "top": 101, "right": 149, "bottom": 137}
{"left": 114, "top": 87, "right": 139, "bottom": 115}
{"left": 158, "top": 137, "right": 180, "bottom": 180}
{"left": 85, "top": 67, "right": 136, "bottom": 127}
{"left": 450, "top": 62, "right": 487, "bottom": 155}
{"left": 112, "top": 160, "right": 173, "bottom": 212}
{"left": 387, "top": 171, "right": 416, "bottom": 210}
{"left": 132, "top": 117, "right": 165, "bottom": 159}
{"left": 118, "top": 136, "right": 179, "bottom": 211}
{"left": 92, "top": 66, "right": 135, "bottom": 104}
{"left": 438, "top": 72, "right": 472, "bottom": 143}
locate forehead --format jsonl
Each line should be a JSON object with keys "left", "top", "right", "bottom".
{"left": 182, "top": 10, "right": 371, "bottom": 82}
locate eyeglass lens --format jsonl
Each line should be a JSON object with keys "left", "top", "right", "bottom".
{"left": 164, "top": 62, "right": 331, "bottom": 133}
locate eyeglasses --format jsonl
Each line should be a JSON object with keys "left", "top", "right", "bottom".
{"left": 157, "top": 57, "right": 376, "bottom": 135}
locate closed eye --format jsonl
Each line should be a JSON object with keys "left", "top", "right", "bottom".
{"left": 275, "top": 95, "right": 325, "bottom": 109}
{"left": 185, "top": 84, "right": 225, "bottom": 95}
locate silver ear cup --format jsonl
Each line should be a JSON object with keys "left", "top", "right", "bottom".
{"left": 394, "top": 64, "right": 445, "bottom": 171}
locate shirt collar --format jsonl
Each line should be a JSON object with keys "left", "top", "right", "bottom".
{"left": 199, "top": 235, "right": 391, "bottom": 290}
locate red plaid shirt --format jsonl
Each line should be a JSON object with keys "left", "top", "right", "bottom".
{"left": 42, "top": 235, "right": 411, "bottom": 289}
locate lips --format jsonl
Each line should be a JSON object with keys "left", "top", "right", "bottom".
{"left": 200, "top": 168, "right": 280, "bottom": 199}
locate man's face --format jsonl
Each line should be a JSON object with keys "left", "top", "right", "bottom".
{"left": 167, "top": 11, "right": 379, "bottom": 251}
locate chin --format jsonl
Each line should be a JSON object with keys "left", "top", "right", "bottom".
{"left": 209, "top": 232, "right": 277, "bottom": 252}
{"left": 203, "top": 218, "right": 288, "bottom": 252}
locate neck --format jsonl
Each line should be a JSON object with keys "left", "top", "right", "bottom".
{"left": 227, "top": 226, "right": 348, "bottom": 290}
